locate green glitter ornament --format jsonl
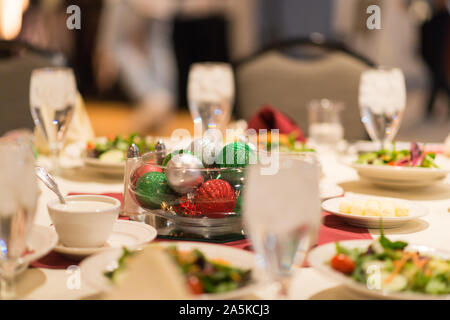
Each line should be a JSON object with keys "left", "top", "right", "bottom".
{"left": 134, "top": 171, "right": 176, "bottom": 209}
{"left": 216, "top": 142, "right": 255, "bottom": 168}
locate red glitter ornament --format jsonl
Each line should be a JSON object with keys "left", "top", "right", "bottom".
{"left": 173, "top": 197, "right": 202, "bottom": 216}
{"left": 131, "top": 163, "right": 162, "bottom": 186}
{"left": 195, "top": 179, "right": 236, "bottom": 217}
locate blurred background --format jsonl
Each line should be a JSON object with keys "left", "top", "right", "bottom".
{"left": 0, "top": 0, "right": 449, "bottom": 142}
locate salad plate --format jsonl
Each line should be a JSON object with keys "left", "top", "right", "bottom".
{"left": 53, "top": 220, "right": 157, "bottom": 259}
{"left": 322, "top": 196, "right": 428, "bottom": 228}
{"left": 308, "top": 238, "right": 450, "bottom": 300}
{"left": 350, "top": 143, "right": 449, "bottom": 188}
{"left": 84, "top": 134, "right": 160, "bottom": 177}
{"left": 80, "top": 241, "right": 265, "bottom": 299}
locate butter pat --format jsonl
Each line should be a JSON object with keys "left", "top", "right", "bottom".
{"left": 338, "top": 198, "right": 409, "bottom": 217}
{"left": 350, "top": 200, "right": 365, "bottom": 215}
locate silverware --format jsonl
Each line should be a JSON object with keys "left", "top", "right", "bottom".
{"left": 35, "top": 166, "right": 66, "bottom": 204}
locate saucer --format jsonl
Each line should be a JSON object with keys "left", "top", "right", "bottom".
{"left": 22, "top": 224, "right": 59, "bottom": 265}
{"left": 53, "top": 220, "right": 157, "bottom": 259}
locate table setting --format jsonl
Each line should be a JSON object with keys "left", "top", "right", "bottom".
{"left": 1, "top": 63, "right": 450, "bottom": 302}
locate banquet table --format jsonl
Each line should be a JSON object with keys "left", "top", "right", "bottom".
{"left": 19, "top": 151, "right": 450, "bottom": 300}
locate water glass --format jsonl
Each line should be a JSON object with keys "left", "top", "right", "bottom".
{"left": 308, "top": 99, "right": 344, "bottom": 148}
{"left": 30, "top": 67, "right": 77, "bottom": 173}
{"left": 187, "top": 62, "right": 234, "bottom": 133}
{"left": 243, "top": 154, "right": 321, "bottom": 298}
{"left": 359, "top": 68, "right": 406, "bottom": 148}
{"left": 0, "top": 135, "right": 39, "bottom": 299}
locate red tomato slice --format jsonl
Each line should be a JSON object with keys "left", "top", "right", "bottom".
{"left": 330, "top": 254, "right": 355, "bottom": 274}
{"left": 187, "top": 276, "right": 204, "bottom": 294}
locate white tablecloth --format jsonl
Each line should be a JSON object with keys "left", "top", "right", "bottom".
{"left": 19, "top": 153, "right": 450, "bottom": 299}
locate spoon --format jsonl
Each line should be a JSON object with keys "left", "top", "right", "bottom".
{"left": 35, "top": 166, "right": 66, "bottom": 204}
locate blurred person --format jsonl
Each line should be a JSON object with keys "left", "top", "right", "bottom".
{"left": 420, "top": 0, "right": 450, "bottom": 117}
{"left": 94, "top": 0, "right": 256, "bottom": 132}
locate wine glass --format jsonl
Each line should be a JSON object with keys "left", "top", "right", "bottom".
{"left": 187, "top": 62, "right": 234, "bottom": 134}
{"left": 358, "top": 68, "right": 406, "bottom": 149}
{"left": 30, "top": 68, "right": 77, "bottom": 173}
{"left": 0, "top": 135, "right": 39, "bottom": 299}
{"left": 243, "top": 154, "right": 321, "bottom": 299}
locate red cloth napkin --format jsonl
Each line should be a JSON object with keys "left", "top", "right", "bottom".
{"left": 31, "top": 192, "right": 372, "bottom": 269}
{"left": 247, "top": 105, "right": 306, "bottom": 142}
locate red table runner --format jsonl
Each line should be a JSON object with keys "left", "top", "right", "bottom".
{"left": 31, "top": 192, "right": 372, "bottom": 269}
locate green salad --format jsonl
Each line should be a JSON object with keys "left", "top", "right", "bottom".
{"left": 330, "top": 232, "right": 450, "bottom": 294}
{"left": 86, "top": 133, "right": 156, "bottom": 163}
{"left": 356, "top": 142, "right": 438, "bottom": 168}
{"left": 105, "top": 246, "right": 252, "bottom": 295}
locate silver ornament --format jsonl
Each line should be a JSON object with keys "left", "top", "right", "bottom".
{"left": 165, "top": 153, "right": 204, "bottom": 194}
{"left": 189, "top": 138, "right": 222, "bottom": 166}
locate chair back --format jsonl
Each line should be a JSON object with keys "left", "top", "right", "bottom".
{"left": 0, "top": 40, "right": 65, "bottom": 135}
{"left": 234, "top": 37, "right": 376, "bottom": 141}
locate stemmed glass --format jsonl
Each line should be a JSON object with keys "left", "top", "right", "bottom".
{"left": 30, "top": 68, "right": 77, "bottom": 173}
{"left": 358, "top": 68, "right": 406, "bottom": 149}
{"left": 243, "top": 154, "right": 321, "bottom": 299}
{"left": 187, "top": 62, "right": 234, "bottom": 134}
{"left": 0, "top": 135, "right": 39, "bottom": 299}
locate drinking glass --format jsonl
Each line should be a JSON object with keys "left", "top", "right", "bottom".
{"left": 187, "top": 62, "right": 234, "bottom": 133}
{"left": 30, "top": 67, "right": 77, "bottom": 173}
{"left": 308, "top": 99, "right": 344, "bottom": 149}
{"left": 243, "top": 154, "right": 321, "bottom": 299}
{"left": 358, "top": 68, "right": 406, "bottom": 148}
{"left": 0, "top": 135, "right": 39, "bottom": 299}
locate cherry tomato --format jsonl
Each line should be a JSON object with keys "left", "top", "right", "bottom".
{"left": 86, "top": 141, "right": 95, "bottom": 150}
{"left": 330, "top": 254, "right": 355, "bottom": 274}
{"left": 187, "top": 276, "right": 204, "bottom": 294}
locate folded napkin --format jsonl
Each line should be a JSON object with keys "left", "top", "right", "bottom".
{"left": 247, "top": 105, "right": 306, "bottom": 142}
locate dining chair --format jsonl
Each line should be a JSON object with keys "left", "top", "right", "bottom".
{"left": 0, "top": 40, "right": 66, "bottom": 136}
{"left": 234, "top": 36, "right": 376, "bottom": 141}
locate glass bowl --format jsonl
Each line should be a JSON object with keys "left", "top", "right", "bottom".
{"left": 127, "top": 150, "right": 246, "bottom": 238}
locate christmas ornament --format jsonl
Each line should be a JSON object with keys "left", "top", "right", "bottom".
{"left": 189, "top": 138, "right": 222, "bottom": 166}
{"left": 134, "top": 172, "right": 176, "bottom": 209}
{"left": 195, "top": 179, "right": 236, "bottom": 216}
{"left": 173, "top": 196, "right": 202, "bottom": 216}
{"left": 219, "top": 168, "right": 245, "bottom": 190}
{"left": 162, "top": 149, "right": 194, "bottom": 167}
{"left": 131, "top": 162, "right": 162, "bottom": 186}
{"left": 165, "top": 153, "right": 204, "bottom": 194}
{"left": 216, "top": 142, "right": 256, "bottom": 168}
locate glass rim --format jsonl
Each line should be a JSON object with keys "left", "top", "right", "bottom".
{"left": 308, "top": 98, "right": 345, "bottom": 112}
{"left": 31, "top": 67, "right": 75, "bottom": 76}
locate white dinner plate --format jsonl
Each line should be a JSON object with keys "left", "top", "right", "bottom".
{"left": 322, "top": 196, "right": 428, "bottom": 228}
{"left": 350, "top": 162, "right": 450, "bottom": 189}
{"left": 84, "top": 157, "right": 125, "bottom": 177}
{"left": 23, "top": 224, "right": 59, "bottom": 265}
{"left": 308, "top": 239, "right": 450, "bottom": 300}
{"left": 79, "top": 241, "right": 265, "bottom": 300}
{"left": 320, "top": 182, "right": 344, "bottom": 201}
{"left": 54, "top": 220, "right": 157, "bottom": 259}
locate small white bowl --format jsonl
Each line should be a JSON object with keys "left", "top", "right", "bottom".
{"left": 47, "top": 195, "right": 120, "bottom": 248}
